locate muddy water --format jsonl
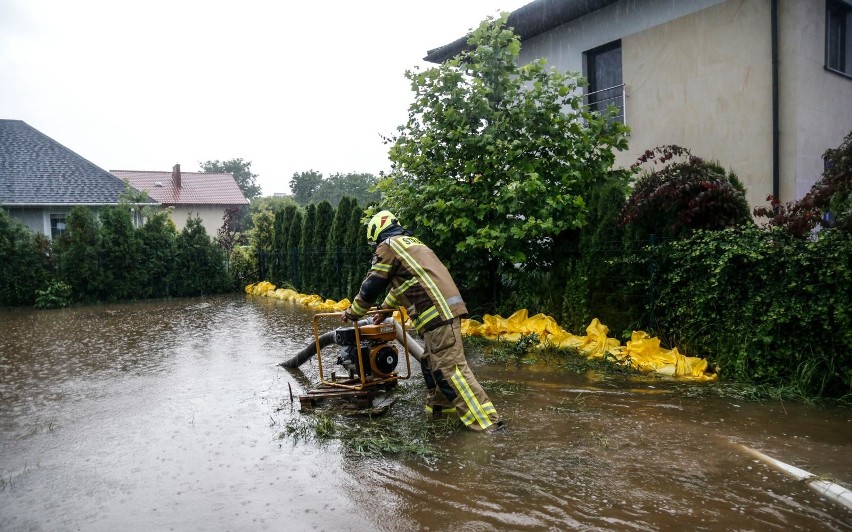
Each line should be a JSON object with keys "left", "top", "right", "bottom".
{"left": 1, "top": 295, "right": 849, "bottom": 531}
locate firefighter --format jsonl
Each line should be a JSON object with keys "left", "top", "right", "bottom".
{"left": 343, "top": 210, "right": 503, "bottom": 432}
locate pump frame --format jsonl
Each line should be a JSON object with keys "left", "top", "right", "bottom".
{"left": 311, "top": 309, "right": 412, "bottom": 391}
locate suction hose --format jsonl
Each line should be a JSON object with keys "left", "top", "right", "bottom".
{"left": 393, "top": 319, "right": 424, "bottom": 362}
{"left": 279, "top": 318, "right": 424, "bottom": 368}
{"left": 279, "top": 329, "right": 338, "bottom": 368}
{"left": 740, "top": 444, "right": 852, "bottom": 511}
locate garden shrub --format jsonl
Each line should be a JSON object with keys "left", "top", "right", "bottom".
{"left": 54, "top": 206, "right": 100, "bottom": 302}
{"left": 35, "top": 280, "right": 73, "bottom": 309}
{"left": 0, "top": 208, "right": 52, "bottom": 306}
{"left": 229, "top": 245, "right": 258, "bottom": 290}
{"left": 171, "top": 216, "right": 232, "bottom": 297}
{"left": 619, "top": 145, "right": 753, "bottom": 241}
{"left": 97, "top": 205, "right": 142, "bottom": 301}
{"left": 754, "top": 130, "right": 851, "bottom": 237}
{"left": 137, "top": 211, "right": 177, "bottom": 298}
{"left": 652, "top": 226, "right": 851, "bottom": 398}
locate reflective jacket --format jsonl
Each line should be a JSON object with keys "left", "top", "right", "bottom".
{"left": 348, "top": 234, "right": 468, "bottom": 333}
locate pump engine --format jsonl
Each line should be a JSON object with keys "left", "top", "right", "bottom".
{"left": 334, "top": 322, "right": 399, "bottom": 379}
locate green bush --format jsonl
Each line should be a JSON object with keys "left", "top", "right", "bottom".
{"left": 754, "top": 130, "right": 851, "bottom": 237}
{"left": 172, "top": 216, "right": 231, "bottom": 297}
{"left": 35, "top": 280, "right": 73, "bottom": 309}
{"left": 229, "top": 245, "right": 258, "bottom": 289}
{"left": 620, "top": 146, "right": 753, "bottom": 241}
{"left": 97, "top": 205, "right": 142, "bottom": 301}
{"left": 652, "top": 226, "right": 851, "bottom": 398}
{"left": 0, "top": 209, "right": 52, "bottom": 306}
{"left": 136, "top": 211, "right": 177, "bottom": 298}
{"left": 54, "top": 206, "right": 100, "bottom": 302}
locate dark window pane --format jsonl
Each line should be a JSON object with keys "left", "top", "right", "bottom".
{"left": 827, "top": 0, "right": 852, "bottom": 75}
{"left": 586, "top": 41, "right": 623, "bottom": 119}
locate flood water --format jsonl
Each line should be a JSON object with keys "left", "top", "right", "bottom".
{"left": 1, "top": 294, "right": 850, "bottom": 531}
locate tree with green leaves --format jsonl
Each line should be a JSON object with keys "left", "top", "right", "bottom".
{"left": 250, "top": 208, "right": 275, "bottom": 282}
{"left": 299, "top": 203, "right": 317, "bottom": 293}
{"left": 381, "top": 14, "right": 629, "bottom": 306}
{"left": 172, "top": 215, "right": 230, "bottom": 296}
{"left": 323, "top": 196, "right": 355, "bottom": 298}
{"left": 54, "top": 206, "right": 100, "bottom": 302}
{"left": 275, "top": 204, "right": 298, "bottom": 285}
{"left": 285, "top": 209, "right": 304, "bottom": 288}
{"left": 200, "top": 158, "right": 262, "bottom": 200}
{"left": 98, "top": 205, "right": 142, "bottom": 301}
{"left": 137, "top": 210, "right": 177, "bottom": 298}
{"left": 311, "top": 172, "right": 382, "bottom": 207}
{"left": 344, "top": 204, "right": 369, "bottom": 299}
{"left": 290, "top": 170, "right": 323, "bottom": 206}
{"left": 0, "top": 208, "right": 52, "bottom": 306}
{"left": 312, "top": 201, "right": 335, "bottom": 296}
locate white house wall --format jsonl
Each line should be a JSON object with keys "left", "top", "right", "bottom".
{"left": 4, "top": 207, "right": 49, "bottom": 235}
{"left": 622, "top": 0, "right": 775, "bottom": 211}
{"left": 781, "top": 0, "right": 852, "bottom": 201}
{"left": 518, "top": 0, "right": 723, "bottom": 75}
{"left": 516, "top": 0, "right": 852, "bottom": 212}
{"left": 167, "top": 206, "right": 229, "bottom": 238}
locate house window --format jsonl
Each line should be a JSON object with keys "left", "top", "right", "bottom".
{"left": 50, "top": 213, "right": 67, "bottom": 239}
{"left": 827, "top": 0, "right": 852, "bottom": 77}
{"left": 584, "top": 40, "right": 624, "bottom": 122}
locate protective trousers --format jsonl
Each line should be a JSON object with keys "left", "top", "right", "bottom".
{"left": 420, "top": 317, "right": 500, "bottom": 432}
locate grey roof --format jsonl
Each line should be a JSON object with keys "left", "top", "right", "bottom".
{"left": 424, "top": 0, "right": 621, "bottom": 63}
{"left": 0, "top": 119, "right": 156, "bottom": 206}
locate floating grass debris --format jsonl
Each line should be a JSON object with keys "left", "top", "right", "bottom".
{"left": 278, "top": 383, "right": 462, "bottom": 461}
{"left": 482, "top": 380, "right": 530, "bottom": 398}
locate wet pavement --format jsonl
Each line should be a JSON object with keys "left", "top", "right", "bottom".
{"left": 1, "top": 294, "right": 850, "bottom": 531}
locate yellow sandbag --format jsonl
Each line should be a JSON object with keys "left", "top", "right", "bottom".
{"left": 244, "top": 282, "right": 351, "bottom": 314}
{"left": 460, "top": 309, "right": 716, "bottom": 381}
{"left": 610, "top": 331, "right": 714, "bottom": 381}
{"left": 580, "top": 318, "right": 622, "bottom": 359}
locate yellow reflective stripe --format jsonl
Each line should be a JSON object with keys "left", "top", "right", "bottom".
{"left": 460, "top": 410, "right": 476, "bottom": 425}
{"left": 482, "top": 402, "right": 497, "bottom": 415}
{"left": 398, "top": 277, "right": 419, "bottom": 293}
{"left": 383, "top": 277, "right": 418, "bottom": 308}
{"left": 371, "top": 262, "right": 392, "bottom": 273}
{"left": 351, "top": 300, "right": 369, "bottom": 316}
{"left": 383, "top": 292, "right": 399, "bottom": 308}
{"left": 388, "top": 238, "right": 453, "bottom": 320}
{"left": 451, "top": 366, "right": 492, "bottom": 429}
{"left": 412, "top": 306, "right": 439, "bottom": 331}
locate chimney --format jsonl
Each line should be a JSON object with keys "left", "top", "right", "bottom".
{"left": 172, "top": 163, "right": 181, "bottom": 189}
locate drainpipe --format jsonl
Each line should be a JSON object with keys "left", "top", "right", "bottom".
{"left": 771, "top": 0, "right": 780, "bottom": 201}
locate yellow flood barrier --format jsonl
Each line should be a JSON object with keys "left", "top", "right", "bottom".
{"left": 463, "top": 309, "right": 716, "bottom": 381}
{"left": 245, "top": 282, "right": 350, "bottom": 312}
{"left": 246, "top": 283, "right": 715, "bottom": 381}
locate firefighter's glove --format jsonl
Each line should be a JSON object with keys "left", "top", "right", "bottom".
{"left": 372, "top": 309, "right": 389, "bottom": 325}
{"left": 342, "top": 308, "right": 359, "bottom": 322}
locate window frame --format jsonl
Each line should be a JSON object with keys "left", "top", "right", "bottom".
{"left": 583, "top": 39, "right": 625, "bottom": 123}
{"left": 826, "top": 0, "right": 852, "bottom": 80}
{"left": 50, "top": 213, "right": 67, "bottom": 240}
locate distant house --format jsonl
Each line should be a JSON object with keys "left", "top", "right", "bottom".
{"left": 0, "top": 119, "right": 156, "bottom": 240}
{"left": 112, "top": 165, "right": 249, "bottom": 237}
{"left": 425, "top": 0, "right": 852, "bottom": 210}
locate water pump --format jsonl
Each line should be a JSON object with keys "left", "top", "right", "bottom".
{"left": 334, "top": 322, "right": 399, "bottom": 379}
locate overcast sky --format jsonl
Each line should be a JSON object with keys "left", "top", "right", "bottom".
{"left": 0, "top": 0, "right": 531, "bottom": 196}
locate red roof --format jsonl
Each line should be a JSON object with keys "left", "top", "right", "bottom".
{"left": 111, "top": 170, "right": 249, "bottom": 206}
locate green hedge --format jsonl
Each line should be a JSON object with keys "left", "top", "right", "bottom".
{"left": 652, "top": 226, "right": 851, "bottom": 397}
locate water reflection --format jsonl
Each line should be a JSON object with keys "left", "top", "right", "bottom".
{"left": 1, "top": 295, "right": 850, "bottom": 531}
